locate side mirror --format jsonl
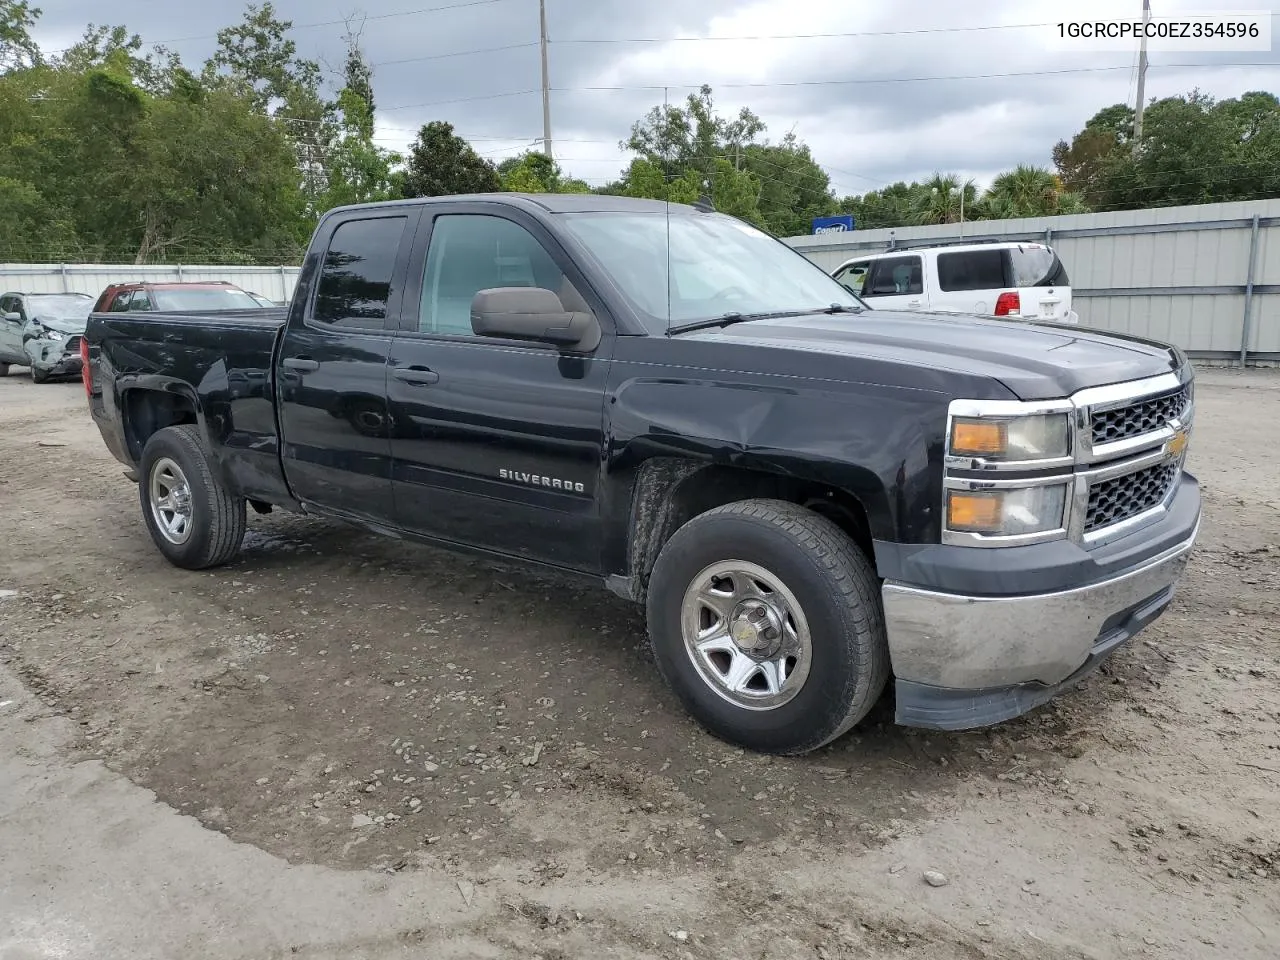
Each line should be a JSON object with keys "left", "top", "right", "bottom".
{"left": 470, "top": 287, "right": 600, "bottom": 352}
{"left": 3, "top": 312, "right": 20, "bottom": 323}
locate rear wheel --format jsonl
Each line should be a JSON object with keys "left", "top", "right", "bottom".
{"left": 646, "top": 499, "right": 889, "bottom": 755}
{"left": 138, "top": 424, "right": 246, "bottom": 569}
{"left": 0, "top": 362, "right": 9, "bottom": 377}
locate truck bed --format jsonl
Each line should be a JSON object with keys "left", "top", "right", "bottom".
{"left": 86, "top": 307, "right": 292, "bottom": 507}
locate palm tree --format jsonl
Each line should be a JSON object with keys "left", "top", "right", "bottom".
{"left": 911, "top": 173, "right": 976, "bottom": 224}
{"left": 982, "top": 165, "right": 1061, "bottom": 218}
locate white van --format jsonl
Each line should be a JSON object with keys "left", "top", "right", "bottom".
{"left": 830, "top": 241, "right": 1078, "bottom": 324}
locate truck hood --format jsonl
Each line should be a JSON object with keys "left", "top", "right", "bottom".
{"left": 686, "top": 309, "right": 1182, "bottom": 400}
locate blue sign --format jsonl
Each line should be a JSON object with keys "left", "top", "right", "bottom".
{"left": 812, "top": 215, "right": 855, "bottom": 235}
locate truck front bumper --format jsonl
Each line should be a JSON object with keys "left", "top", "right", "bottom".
{"left": 879, "top": 474, "right": 1201, "bottom": 731}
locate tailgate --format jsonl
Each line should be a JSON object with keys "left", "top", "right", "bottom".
{"left": 1021, "top": 287, "right": 1075, "bottom": 323}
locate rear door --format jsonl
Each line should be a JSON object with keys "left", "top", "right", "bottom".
{"left": 1010, "top": 245, "right": 1075, "bottom": 322}
{"left": 275, "top": 208, "right": 419, "bottom": 524}
{"left": 858, "top": 254, "right": 925, "bottom": 311}
{"left": 384, "top": 203, "right": 613, "bottom": 572}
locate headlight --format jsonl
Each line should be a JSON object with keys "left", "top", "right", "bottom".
{"left": 949, "top": 413, "right": 1070, "bottom": 461}
{"left": 946, "top": 483, "right": 1068, "bottom": 537}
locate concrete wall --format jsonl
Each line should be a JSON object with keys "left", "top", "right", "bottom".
{"left": 784, "top": 199, "right": 1280, "bottom": 363}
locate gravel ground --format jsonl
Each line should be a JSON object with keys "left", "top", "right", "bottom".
{"left": 1, "top": 366, "right": 1278, "bottom": 960}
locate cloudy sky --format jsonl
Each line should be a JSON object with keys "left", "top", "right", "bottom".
{"left": 33, "top": 0, "right": 1279, "bottom": 197}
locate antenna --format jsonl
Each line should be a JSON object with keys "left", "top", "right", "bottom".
{"left": 664, "top": 85, "right": 673, "bottom": 335}
{"left": 1133, "top": 0, "right": 1150, "bottom": 150}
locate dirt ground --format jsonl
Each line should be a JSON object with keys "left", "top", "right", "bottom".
{"left": 1, "top": 365, "right": 1277, "bottom": 960}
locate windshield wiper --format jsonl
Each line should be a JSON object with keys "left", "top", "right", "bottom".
{"left": 667, "top": 308, "right": 830, "bottom": 336}
{"left": 821, "top": 302, "right": 863, "bottom": 314}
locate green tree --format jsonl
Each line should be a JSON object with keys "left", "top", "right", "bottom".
{"left": 497, "top": 150, "right": 590, "bottom": 193}
{"left": 620, "top": 85, "right": 830, "bottom": 231}
{"left": 837, "top": 181, "right": 916, "bottom": 230}
{"left": 134, "top": 80, "right": 307, "bottom": 262}
{"left": 1054, "top": 91, "right": 1280, "bottom": 210}
{"left": 910, "top": 173, "right": 976, "bottom": 225}
{"left": 402, "top": 121, "right": 500, "bottom": 197}
{"left": 742, "top": 134, "right": 836, "bottom": 236}
{"left": 980, "top": 164, "right": 1084, "bottom": 219}
{"left": 207, "top": 2, "right": 332, "bottom": 214}
{"left": 315, "top": 35, "right": 400, "bottom": 210}
{"left": 0, "top": 0, "right": 41, "bottom": 72}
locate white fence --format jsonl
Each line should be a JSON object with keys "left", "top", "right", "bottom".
{"left": 784, "top": 198, "right": 1280, "bottom": 364}
{"left": 0, "top": 263, "right": 302, "bottom": 304}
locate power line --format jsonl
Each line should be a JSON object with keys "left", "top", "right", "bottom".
{"left": 44, "top": 0, "right": 521, "bottom": 55}
{"left": 561, "top": 62, "right": 1278, "bottom": 94}
{"left": 375, "top": 61, "right": 1274, "bottom": 113}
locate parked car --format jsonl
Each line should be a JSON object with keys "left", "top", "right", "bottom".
{"left": 93, "top": 280, "right": 270, "bottom": 313}
{"left": 245, "top": 291, "right": 282, "bottom": 308}
{"left": 830, "top": 240, "right": 1079, "bottom": 323}
{"left": 0, "top": 291, "right": 95, "bottom": 382}
{"left": 82, "top": 194, "right": 1198, "bottom": 755}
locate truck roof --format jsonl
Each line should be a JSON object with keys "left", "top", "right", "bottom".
{"left": 325, "top": 193, "right": 704, "bottom": 218}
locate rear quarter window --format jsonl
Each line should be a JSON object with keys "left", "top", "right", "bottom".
{"left": 1010, "top": 247, "right": 1070, "bottom": 287}
{"left": 936, "top": 249, "right": 1008, "bottom": 291}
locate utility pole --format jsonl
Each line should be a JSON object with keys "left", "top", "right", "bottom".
{"left": 539, "top": 0, "right": 553, "bottom": 160}
{"left": 1133, "top": 0, "right": 1150, "bottom": 149}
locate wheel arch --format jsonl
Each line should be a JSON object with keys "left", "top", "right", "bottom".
{"left": 617, "top": 458, "right": 886, "bottom": 604}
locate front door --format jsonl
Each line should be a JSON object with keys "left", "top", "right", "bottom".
{"left": 859, "top": 254, "right": 925, "bottom": 311}
{"left": 276, "top": 210, "right": 417, "bottom": 524}
{"left": 385, "top": 207, "right": 613, "bottom": 573}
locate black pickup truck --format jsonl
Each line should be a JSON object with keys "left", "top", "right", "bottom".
{"left": 83, "top": 194, "right": 1201, "bottom": 754}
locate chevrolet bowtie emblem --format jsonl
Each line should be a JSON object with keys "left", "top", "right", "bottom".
{"left": 1166, "top": 425, "right": 1188, "bottom": 459}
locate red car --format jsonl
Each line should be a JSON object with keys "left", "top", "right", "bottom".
{"left": 93, "top": 281, "right": 270, "bottom": 314}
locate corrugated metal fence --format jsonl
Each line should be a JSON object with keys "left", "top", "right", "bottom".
{"left": 0, "top": 263, "right": 302, "bottom": 304}
{"left": 784, "top": 198, "right": 1280, "bottom": 364}
{"left": 3, "top": 198, "right": 1278, "bottom": 362}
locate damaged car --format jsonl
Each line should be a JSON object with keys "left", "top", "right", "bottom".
{"left": 0, "top": 291, "right": 95, "bottom": 382}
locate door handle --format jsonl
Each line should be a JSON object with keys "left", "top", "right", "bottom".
{"left": 281, "top": 357, "right": 319, "bottom": 372}
{"left": 394, "top": 367, "right": 439, "bottom": 385}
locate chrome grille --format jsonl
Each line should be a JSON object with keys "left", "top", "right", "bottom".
{"left": 65, "top": 336, "right": 82, "bottom": 352}
{"left": 1085, "top": 461, "right": 1179, "bottom": 533}
{"left": 1091, "top": 386, "right": 1190, "bottom": 446}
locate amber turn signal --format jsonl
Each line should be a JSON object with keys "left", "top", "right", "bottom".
{"left": 946, "top": 491, "right": 1003, "bottom": 532}
{"left": 950, "top": 419, "right": 1007, "bottom": 457}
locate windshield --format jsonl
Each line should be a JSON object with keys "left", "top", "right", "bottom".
{"left": 560, "top": 211, "right": 861, "bottom": 333}
{"left": 151, "top": 288, "right": 263, "bottom": 311}
{"left": 27, "top": 295, "right": 93, "bottom": 321}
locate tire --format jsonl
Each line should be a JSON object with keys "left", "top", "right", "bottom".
{"left": 0, "top": 362, "right": 9, "bottom": 377}
{"left": 138, "top": 424, "right": 246, "bottom": 570}
{"left": 30, "top": 366, "right": 50, "bottom": 383}
{"left": 646, "top": 499, "right": 889, "bottom": 755}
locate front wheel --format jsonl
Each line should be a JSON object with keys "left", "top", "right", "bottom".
{"left": 646, "top": 499, "right": 889, "bottom": 755}
{"left": 138, "top": 424, "right": 246, "bottom": 569}
{"left": 30, "top": 366, "right": 50, "bottom": 384}
{"left": 0, "top": 362, "right": 9, "bottom": 377}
